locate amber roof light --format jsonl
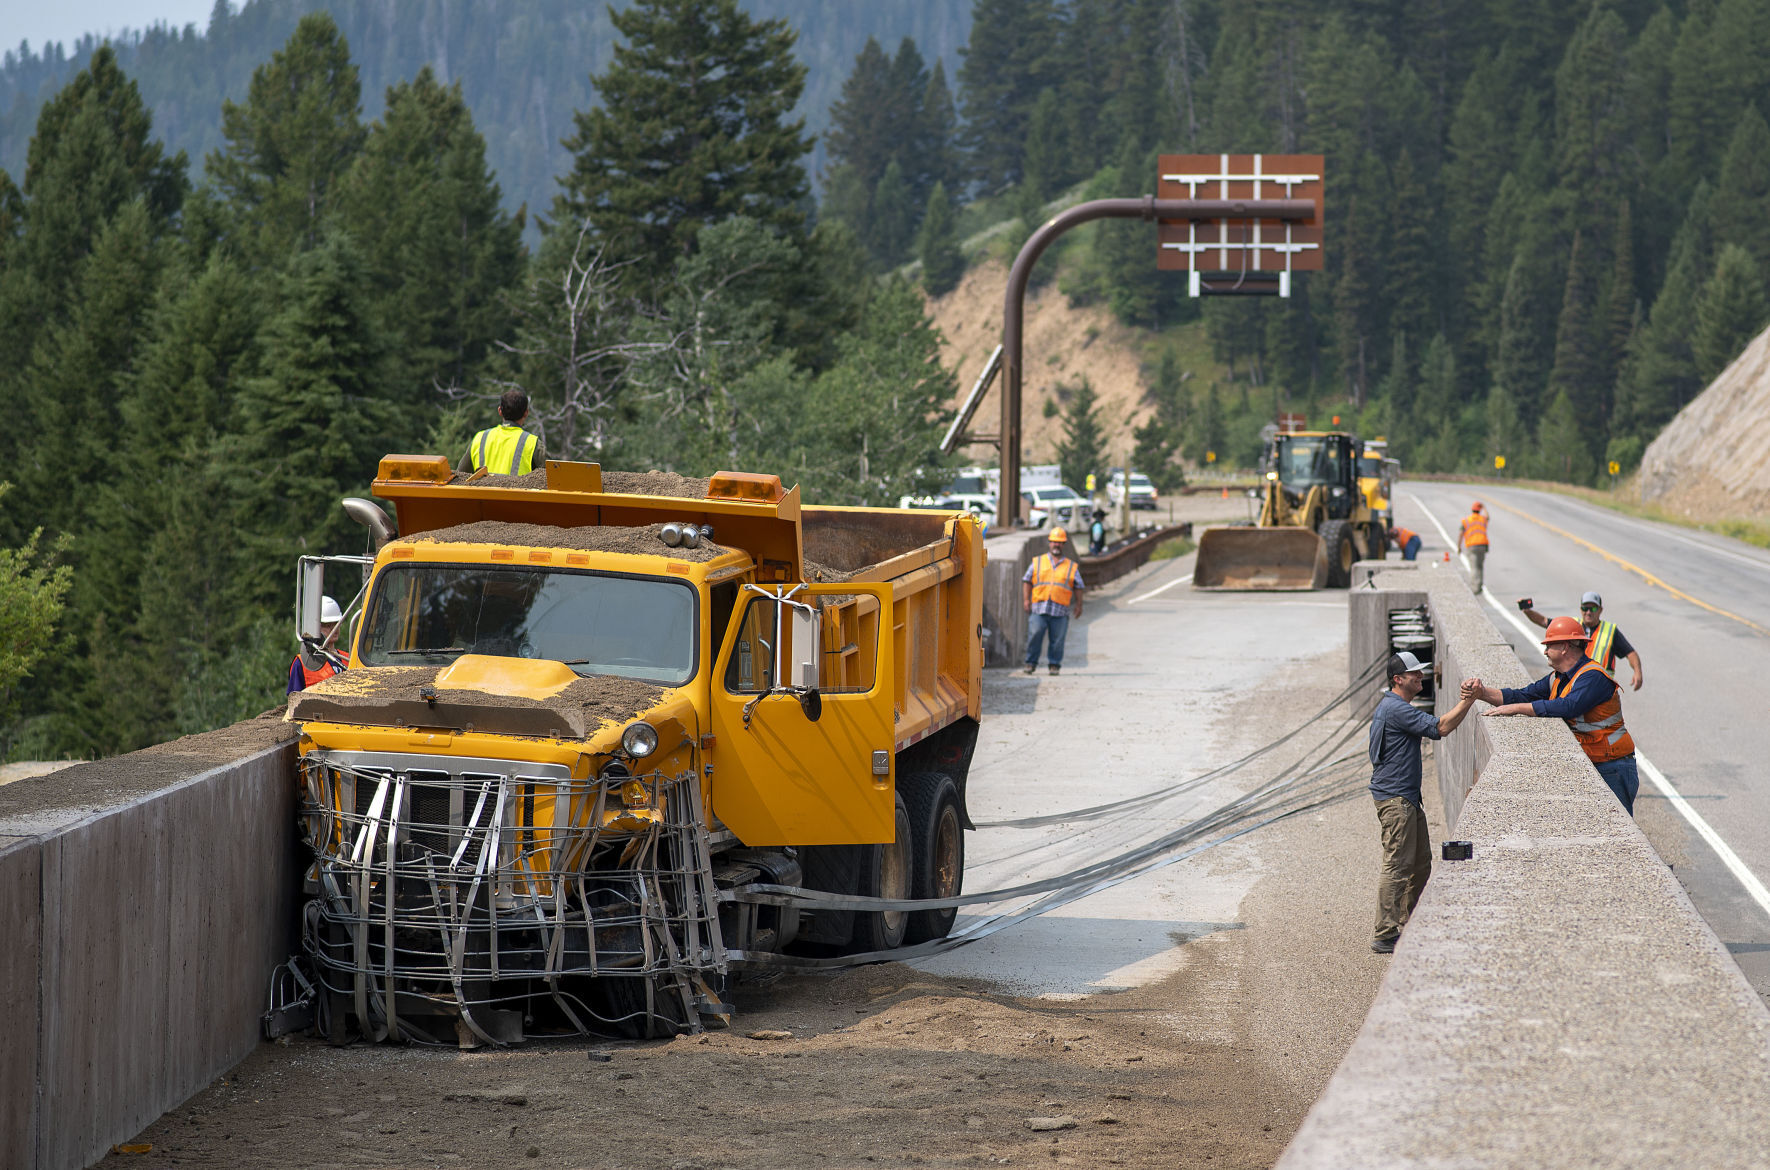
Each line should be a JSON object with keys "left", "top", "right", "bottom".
{"left": 377, "top": 455, "right": 452, "bottom": 483}
{"left": 705, "top": 471, "right": 785, "bottom": 503}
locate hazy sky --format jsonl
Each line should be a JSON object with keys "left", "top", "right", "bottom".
{"left": 5, "top": 1, "right": 218, "bottom": 53}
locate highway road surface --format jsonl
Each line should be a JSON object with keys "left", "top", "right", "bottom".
{"left": 1399, "top": 483, "right": 1770, "bottom": 1002}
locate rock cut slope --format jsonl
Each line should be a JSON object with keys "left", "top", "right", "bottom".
{"left": 1639, "top": 325, "right": 1770, "bottom": 516}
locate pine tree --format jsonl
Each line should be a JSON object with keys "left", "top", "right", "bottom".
{"left": 555, "top": 0, "right": 811, "bottom": 281}
{"left": 957, "top": 0, "right": 1064, "bottom": 194}
{"left": 14, "top": 46, "right": 186, "bottom": 311}
{"left": 1535, "top": 388, "right": 1593, "bottom": 482}
{"left": 1552, "top": 4, "right": 1632, "bottom": 234}
{"left": 1055, "top": 377, "right": 1107, "bottom": 493}
{"left": 870, "top": 159, "right": 916, "bottom": 268}
{"left": 207, "top": 12, "right": 365, "bottom": 265}
{"left": 337, "top": 66, "right": 524, "bottom": 411}
{"left": 1546, "top": 231, "right": 1606, "bottom": 460}
{"left": 1385, "top": 149, "right": 1435, "bottom": 352}
{"left": 1709, "top": 104, "right": 1770, "bottom": 273}
{"left": 1613, "top": 183, "right": 1714, "bottom": 439}
{"left": 916, "top": 181, "right": 965, "bottom": 297}
{"left": 1667, "top": 0, "right": 1725, "bottom": 182}
{"left": 824, "top": 37, "right": 898, "bottom": 196}
{"left": 920, "top": 60, "right": 961, "bottom": 199}
{"left": 1693, "top": 242, "right": 1769, "bottom": 383}
{"left": 219, "top": 234, "right": 391, "bottom": 613}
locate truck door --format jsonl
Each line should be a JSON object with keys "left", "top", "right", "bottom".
{"left": 709, "top": 583, "right": 895, "bottom": 846}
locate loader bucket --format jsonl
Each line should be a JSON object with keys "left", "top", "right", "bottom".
{"left": 1191, "top": 526, "right": 1327, "bottom": 591}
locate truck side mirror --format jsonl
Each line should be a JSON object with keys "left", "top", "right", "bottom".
{"left": 298, "top": 560, "right": 326, "bottom": 641}
{"left": 798, "top": 689, "right": 822, "bottom": 723}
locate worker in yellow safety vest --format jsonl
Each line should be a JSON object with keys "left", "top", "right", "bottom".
{"left": 1021, "top": 528, "right": 1084, "bottom": 676}
{"left": 1466, "top": 615, "right": 1640, "bottom": 814}
{"left": 1515, "top": 590, "right": 1642, "bottom": 689}
{"left": 460, "top": 388, "right": 547, "bottom": 476}
{"left": 1457, "top": 501, "right": 1489, "bottom": 593}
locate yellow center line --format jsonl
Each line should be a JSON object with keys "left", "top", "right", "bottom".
{"left": 1485, "top": 497, "right": 1770, "bottom": 639}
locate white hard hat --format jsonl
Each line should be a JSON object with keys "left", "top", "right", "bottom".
{"left": 320, "top": 596, "right": 344, "bottom": 624}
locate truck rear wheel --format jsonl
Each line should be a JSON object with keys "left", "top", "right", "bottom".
{"left": 902, "top": 772, "right": 964, "bottom": 944}
{"left": 852, "top": 794, "right": 912, "bottom": 952}
{"left": 1319, "top": 519, "right": 1354, "bottom": 588}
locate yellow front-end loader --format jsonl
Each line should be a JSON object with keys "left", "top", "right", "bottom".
{"left": 1193, "top": 431, "right": 1388, "bottom": 590}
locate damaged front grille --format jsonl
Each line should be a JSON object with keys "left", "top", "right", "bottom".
{"left": 297, "top": 750, "right": 726, "bottom": 1045}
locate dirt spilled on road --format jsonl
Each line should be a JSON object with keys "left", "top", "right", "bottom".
{"left": 98, "top": 956, "right": 1293, "bottom": 1170}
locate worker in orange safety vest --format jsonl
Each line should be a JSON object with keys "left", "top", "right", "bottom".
{"left": 1466, "top": 615, "right": 1639, "bottom": 814}
{"left": 1389, "top": 525, "right": 1421, "bottom": 561}
{"left": 1021, "top": 528, "right": 1084, "bottom": 676}
{"left": 288, "top": 595, "right": 348, "bottom": 693}
{"left": 1457, "top": 502, "right": 1489, "bottom": 593}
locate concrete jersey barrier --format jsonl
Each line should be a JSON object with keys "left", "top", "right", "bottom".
{"left": 0, "top": 715, "right": 298, "bottom": 1170}
{"left": 1281, "top": 567, "right": 1770, "bottom": 1167}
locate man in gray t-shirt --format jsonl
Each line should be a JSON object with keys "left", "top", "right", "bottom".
{"left": 1368, "top": 651, "right": 1477, "bottom": 954}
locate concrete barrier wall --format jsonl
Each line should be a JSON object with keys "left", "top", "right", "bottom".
{"left": 1284, "top": 569, "right": 1770, "bottom": 1167}
{"left": 0, "top": 717, "right": 298, "bottom": 1170}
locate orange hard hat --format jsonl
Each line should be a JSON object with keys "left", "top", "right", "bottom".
{"left": 1541, "top": 615, "right": 1586, "bottom": 644}
{"left": 1048, "top": 527, "right": 1068, "bottom": 542}
{"left": 1471, "top": 501, "right": 1484, "bottom": 512}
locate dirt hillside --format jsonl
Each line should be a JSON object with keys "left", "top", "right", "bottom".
{"left": 924, "top": 258, "right": 1154, "bottom": 467}
{"left": 1638, "top": 325, "right": 1770, "bottom": 516}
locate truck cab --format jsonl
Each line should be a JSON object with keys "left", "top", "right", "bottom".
{"left": 290, "top": 457, "right": 984, "bottom": 1044}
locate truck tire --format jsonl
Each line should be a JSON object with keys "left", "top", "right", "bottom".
{"left": 901, "top": 772, "right": 964, "bottom": 944}
{"left": 852, "top": 794, "right": 912, "bottom": 953}
{"left": 1320, "top": 519, "right": 1354, "bottom": 588}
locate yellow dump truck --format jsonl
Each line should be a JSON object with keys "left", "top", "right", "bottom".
{"left": 289, "top": 457, "right": 984, "bottom": 1044}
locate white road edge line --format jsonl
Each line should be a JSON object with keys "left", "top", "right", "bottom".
{"left": 1128, "top": 572, "right": 1193, "bottom": 605}
{"left": 1411, "top": 489, "right": 1770, "bottom": 923}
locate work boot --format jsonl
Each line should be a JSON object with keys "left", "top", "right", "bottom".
{"left": 1022, "top": 663, "right": 1036, "bottom": 675}
{"left": 1370, "top": 936, "right": 1397, "bottom": 954}
{"left": 1048, "top": 664, "right": 1061, "bottom": 676}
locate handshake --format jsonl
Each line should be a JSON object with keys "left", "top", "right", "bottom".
{"left": 1458, "top": 676, "right": 1528, "bottom": 717}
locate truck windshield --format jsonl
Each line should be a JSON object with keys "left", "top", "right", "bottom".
{"left": 357, "top": 564, "right": 696, "bottom": 685}
{"left": 1276, "top": 438, "right": 1345, "bottom": 490}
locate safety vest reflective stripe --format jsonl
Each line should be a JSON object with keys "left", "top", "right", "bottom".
{"left": 1394, "top": 527, "right": 1417, "bottom": 544}
{"left": 1461, "top": 513, "right": 1489, "bottom": 546}
{"left": 1549, "top": 660, "right": 1634, "bottom": 763}
{"left": 1587, "top": 620, "right": 1616, "bottom": 669}
{"left": 1030, "top": 554, "right": 1077, "bottom": 607}
{"left": 470, "top": 426, "right": 538, "bottom": 476}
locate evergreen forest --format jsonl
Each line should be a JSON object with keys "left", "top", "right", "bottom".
{"left": 3, "top": 0, "right": 1768, "bottom": 760}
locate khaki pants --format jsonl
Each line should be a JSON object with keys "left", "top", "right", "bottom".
{"left": 1374, "top": 797, "right": 1431, "bottom": 943}
{"left": 1463, "top": 544, "right": 1487, "bottom": 593}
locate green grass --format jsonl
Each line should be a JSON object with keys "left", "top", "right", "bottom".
{"left": 1149, "top": 535, "right": 1197, "bottom": 560}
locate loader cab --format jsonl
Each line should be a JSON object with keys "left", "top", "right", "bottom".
{"left": 1273, "top": 432, "right": 1358, "bottom": 520}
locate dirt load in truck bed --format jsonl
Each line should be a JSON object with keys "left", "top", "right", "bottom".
{"left": 447, "top": 468, "right": 714, "bottom": 498}
{"left": 411, "top": 520, "right": 730, "bottom": 562}
{"left": 288, "top": 665, "right": 665, "bottom": 739}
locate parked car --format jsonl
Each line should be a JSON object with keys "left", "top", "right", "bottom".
{"left": 1107, "top": 469, "right": 1159, "bottom": 511}
{"left": 1021, "top": 483, "right": 1091, "bottom": 531}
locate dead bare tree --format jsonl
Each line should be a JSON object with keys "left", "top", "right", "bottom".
{"left": 472, "top": 220, "right": 659, "bottom": 462}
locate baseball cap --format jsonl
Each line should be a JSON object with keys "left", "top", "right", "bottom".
{"left": 1580, "top": 591, "right": 1602, "bottom": 607}
{"left": 1387, "top": 650, "right": 1432, "bottom": 678}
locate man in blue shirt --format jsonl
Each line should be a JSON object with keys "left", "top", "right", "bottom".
{"left": 1368, "top": 650, "right": 1477, "bottom": 953}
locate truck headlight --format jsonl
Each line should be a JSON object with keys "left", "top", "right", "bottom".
{"left": 620, "top": 721, "right": 659, "bottom": 758}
